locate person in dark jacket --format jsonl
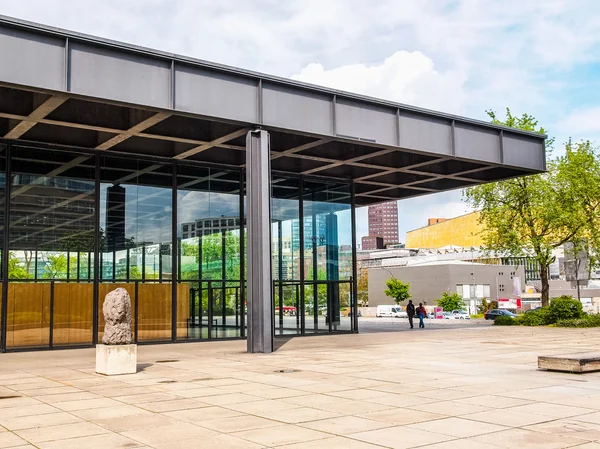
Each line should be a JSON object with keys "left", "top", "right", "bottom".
{"left": 406, "top": 300, "right": 415, "bottom": 329}
{"left": 416, "top": 303, "right": 426, "bottom": 328}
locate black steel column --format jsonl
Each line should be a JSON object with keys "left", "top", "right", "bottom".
{"left": 312, "top": 192, "right": 318, "bottom": 330}
{"left": 351, "top": 182, "right": 359, "bottom": 333}
{"left": 1, "top": 142, "right": 12, "bottom": 353}
{"left": 246, "top": 130, "right": 273, "bottom": 353}
{"left": 277, "top": 220, "right": 283, "bottom": 335}
{"left": 171, "top": 161, "right": 177, "bottom": 342}
{"left": 298, "top": 177, "right": 305, "bottom": 335}
{"left": 221, "top": 229, "right": 226, "bottom": 329}
{"left": 239, "top": 170, "right": 245, "bottom": 338}
{"left": 92, "top": 153, "right": 100, "bottom": 345}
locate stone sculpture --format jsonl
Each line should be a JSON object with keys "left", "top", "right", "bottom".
{"left": 102, "top": 288, "right": 132, "bottom": 345}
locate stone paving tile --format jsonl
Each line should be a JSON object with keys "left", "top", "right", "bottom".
{"left": 200, "top": 392, "right": 266, "bottom": 406}
{"left": 34, "top": 392, "right": 100, "bottom": 404}
{"left": 15, "top": 422, "right": 109, "bottom": 444}
{"left": 52, "top": 397, "right": 124, "bottom": 412}
{"left": 223, "top": 398, "right": 302, "bottom": 414}
{"left": 136, "top": 398, "right": 208, "bottom": 413}
{"left": 231, "top": 423, "right": 330, "bottom": 447}
{"left": 253, "top": 406, "right": 341, "bottom": 424}
{"left": 122, "top": 422, "right": 220, "bottom": 446}
{"left": 506, "top": 402, "right": 597, "bottom": 419}
{"left": 572, "top": 412, "right": 600, "bottom": 426}
{"left": 70, "top": 404, "right": 151, "bottom": 421}
{"left": 36, "top": 433, "right": 146, "bottom": 449}
{"left": 300, "top": 415, "right": 393, "bottom": 434}
{"left": 350, "top": 425, "right": 455, "bottom": 448}
{"left": 18, "top": 386, "right": 81, "bottom": 397}
{"left": 469, "top": 428, "right": 585, "bottom": 448}
{"left": 198, "top": 415, "right": 284, "bottom": 433}
{"left": 410, "top": 400, "right": 492, "bottom": 416}
{"left": 312, "top": 399, "right": 396, "bottom": 415}
{"left": 0, "top": 404, "right": 59, "bottom": 420}
{"left": 95, "top": 413, "right": 183, "bottom": 433}
{"left": 284, "top": 436, "right": 385, "bottom": 448}
{"left": 408, "top": 417, "right": 508, "bottom": 438}
{"left": 0, "top": 398, "right": 40, "bottom": 410}
{"left": 359, "top": 407, "right": 446, "bottom": 426}
{"left": 463, "top": 409, "right": 556, "bottom": 427}
{"left": 0, "top": 412, "right": 83, "bottom": 431}
{"left": 454, "top": 394, "right": 532, "bottom": 409}
{"left": 524, "top": 419, "right": 600, "bottom": 442}
{"left": 163, "top": 406, "right": 244, "bottom": 423}
{"left": 170, "top": 387, "right": 229, "bottom": 398}
{"left": 115, "top": 392, "right": 180, "bottom": 404}
{"left": 0, "top": 432, "right": 29, "bottom": 448}
{"left": 417, "top": 439, "right": 502, "bottom": 448}
{"left": 153, "top": 433, "right": 265, "bottom": 449}
{"left": 547, "top": 394, "right": 600, "bottom": 410}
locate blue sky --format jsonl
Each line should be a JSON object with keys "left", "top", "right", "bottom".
{"left": 3, "top": 0, "right": 600, "bottom": 245}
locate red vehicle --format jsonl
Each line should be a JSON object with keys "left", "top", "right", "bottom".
{"left": 275, "top": 306, "right": 297, "bottom": 316}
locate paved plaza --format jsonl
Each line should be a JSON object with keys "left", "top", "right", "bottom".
{"left": 0, "top": 326, "right": 600, "bottom": 448}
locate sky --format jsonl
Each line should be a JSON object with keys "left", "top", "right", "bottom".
{"left": 3, "top": 0, "right": 600, "bottom": 245}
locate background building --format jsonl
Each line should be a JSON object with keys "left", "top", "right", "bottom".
{"left": 361, "top": 236, "right": 384, "bottom": 250}
{"left": 181, "top": 216, "right": 244, "bottom": 239}
{"left": 367, "top": 201, "right": 399, "bottom": 246}
{"left": 405, "top": 211, "right": 483, "bottom": 248}
{"left": 368, "top": 262, "right": 526, "bottom": 314}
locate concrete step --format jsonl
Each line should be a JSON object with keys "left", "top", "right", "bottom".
{"left": 538, "top": 353, "right": 600, "bottom": 373}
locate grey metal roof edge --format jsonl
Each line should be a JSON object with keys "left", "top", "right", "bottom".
{"left": 0, "top": 14, "right": 547, "bottom": 141}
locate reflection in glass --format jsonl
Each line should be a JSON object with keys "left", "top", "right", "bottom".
{"left": 7, "top": 146, "right": 95, "bottom": 348}
{"left": 99, "top": 157, "right": 172, "bottom": 342}
{"left": 176, "top": 166, "right": 243, "bottom": 340}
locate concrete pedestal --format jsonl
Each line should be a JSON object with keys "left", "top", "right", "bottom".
{"left": 96, "top": 344, "right": 137, "bottom": 375}
{"left": 538, "top": 353, "right": 600, "bottom": 373}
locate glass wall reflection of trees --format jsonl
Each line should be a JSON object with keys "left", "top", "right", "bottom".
{"left": 2, "top": 144, "right": 355, "bottom": 350}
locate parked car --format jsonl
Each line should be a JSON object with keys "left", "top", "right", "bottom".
{"left": 376, "top": 305, "right": 407, "bottom": 318}
{"left": 484, "top": 309, "right": 517, "bottom": 320}
{"left": 525, "top": 307, "right": 542, "bottom": 314}
{"left": 442, "top": 311, "right": 454, "bottom": 319}
{"left": 452, "top": 310, "right": 471, "bottom": 320}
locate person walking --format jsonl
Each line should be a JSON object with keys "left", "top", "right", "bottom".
{"left": 416, "top": 303, "right": 426, "bottom": 328}
{"left": 406, "top": 300, "right": 415, "bottom": 329}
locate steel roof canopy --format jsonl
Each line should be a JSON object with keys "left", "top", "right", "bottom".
{"left": 0, "top": 15, "right": 546, "bottom": 206}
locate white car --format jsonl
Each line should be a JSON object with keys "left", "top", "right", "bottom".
{"left": 376, "top": 305, "right": 407, "bottom": 318}
{"left": 452, "top": 310, "right": 471, "bottom": 319}
{"left": 442, "top": 312, "right": 454, "bottom": 319}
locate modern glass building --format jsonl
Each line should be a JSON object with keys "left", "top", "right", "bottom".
{"left": 0, "top": 16, "right": 546, "bottom": 352}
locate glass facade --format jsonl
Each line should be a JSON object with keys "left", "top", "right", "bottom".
{"left": 0, "top": 141, "right": 357, "bottom": 351}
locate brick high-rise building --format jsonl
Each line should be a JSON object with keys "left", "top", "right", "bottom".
{"left": 368, "top": 201, "right": 399, "bottom": 246}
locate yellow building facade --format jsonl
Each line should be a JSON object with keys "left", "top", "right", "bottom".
{"left": 405, "top": 211, "right": 484, "bottom": 248}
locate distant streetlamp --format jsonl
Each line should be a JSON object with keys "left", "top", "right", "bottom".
{"left": 378, "top": 266, "right": 395, "bottom": 279}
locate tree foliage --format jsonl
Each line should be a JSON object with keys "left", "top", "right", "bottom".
{"left": 384, "top": 278, "right": 411, "bottom": 305}
{"left": 437, "top": 291, "right": 465, "bottom": 312}
{"left": 465, "top": 108, "right": 600, "bottom": 306}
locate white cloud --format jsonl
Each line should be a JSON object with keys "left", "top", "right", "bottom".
{"left": 558, "top": 107, "right": 600, "bottom": 143}
{"left": 292, "top": 51, "right": 468, "bottom": 115}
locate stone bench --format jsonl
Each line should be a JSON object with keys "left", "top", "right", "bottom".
{"left": 538, "top": 353, "right": 600, "bottom": 373}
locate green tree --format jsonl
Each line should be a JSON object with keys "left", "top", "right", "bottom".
{"left": 478, "top": 297, "right": 489, "bottom": 314}
{"left": 357, "top": 267, "right": 369, "bottom": 307}
{"left": 7, "top": 252, "right": 29, "bottom": 279}
{"left": 465, "top": 108, "right": 600, "bottom": 307}
{"left": 437, "top": 292, "right": 465, "bottom": 312}
{"left": 42, "top": 253, "right": 68, "bottom": 279}
{"left": 384, "top": 278, "right": 411, "bottom": 305}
